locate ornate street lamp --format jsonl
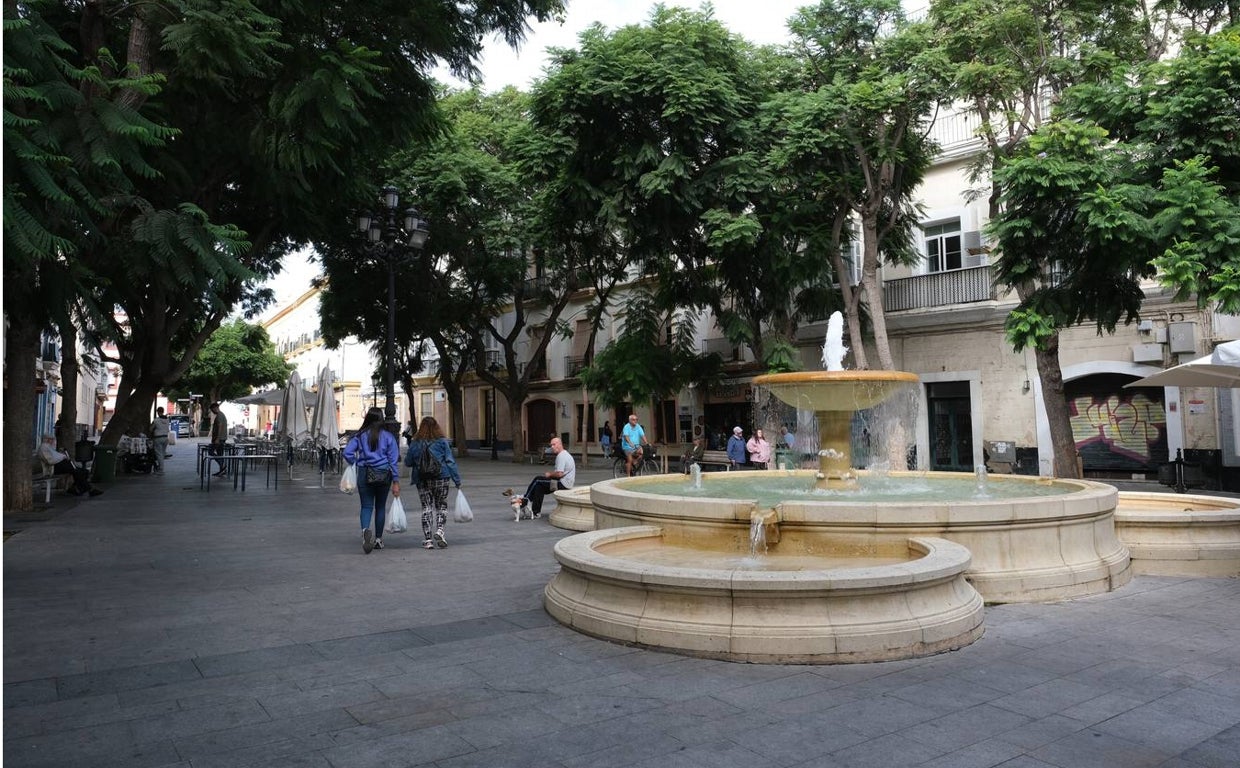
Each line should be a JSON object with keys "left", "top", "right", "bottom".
{"left": 488, "top": 361, "right": 501, "bottom": 461}
{"left": 370, "top": 373, "right": 380, "bottom": 408}
{"left": 357, "top": 185, "right": 430, "bottom": 437}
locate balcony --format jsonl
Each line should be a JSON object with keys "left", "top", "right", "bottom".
{"left": 527, "top": 355, "right": 549, "bottom": 381}
{"left": 565, "top": 355, "right": 588, "bottom": 377}
{"left": 882, "top": 265, "right": 997, "bottom": 312}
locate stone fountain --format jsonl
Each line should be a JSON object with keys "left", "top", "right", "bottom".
{"left": 545, "top": 313, "right": 1132, "bottom": 663}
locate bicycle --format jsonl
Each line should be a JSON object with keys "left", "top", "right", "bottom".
{"left": 611, "top": 445, "right": 660, "bottom": 478}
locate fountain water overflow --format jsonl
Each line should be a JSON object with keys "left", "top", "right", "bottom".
{"left": 545, "top": 312, "right": 1132, "bottom": 663}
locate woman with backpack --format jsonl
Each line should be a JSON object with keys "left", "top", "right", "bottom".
{"left": 343, "top": 407, "right": 401, "bottom": 554}
{"left": 404, "top": 416, "right": 461, "bottom": 549}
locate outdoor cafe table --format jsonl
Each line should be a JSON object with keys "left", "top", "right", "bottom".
{"left": 199, "top": 452, "right": 281, "bottom": 492}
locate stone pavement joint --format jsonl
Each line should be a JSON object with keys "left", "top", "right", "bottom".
{"left": 4, "top": 437, "right": 1239, "bottom": 768}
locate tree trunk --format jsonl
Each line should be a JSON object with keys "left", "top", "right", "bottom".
{"left": 1033, "top": 333, "right": 1081, "bottom": 478}
{"left": 100, "top": 378, "right": 160, "bottom": 446}
{"left": 506, "top": 391, "right": 526, "bottom": 462}
{"left": 56, "top": 321, "right": 80, "bottom": 450}
{"left": 861, "top": 215, "right": 894, "bottom": 369}
{"left": 4, "top": 319, "right": 41, "bottom": 514}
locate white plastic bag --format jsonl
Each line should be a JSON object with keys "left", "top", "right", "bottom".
{"left": 339, "top": 464, "right": 357, "bottom": 494}
{"left": 386, "top": 494, "right": 408, "bottom": 533}
{"left": 453, "top": 489, "right": 474, "bottom": 523}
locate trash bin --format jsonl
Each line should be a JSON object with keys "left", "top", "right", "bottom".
{"left": 775, "top": 448, "right": 793, "bottom": 470}
{"left": 92, "top": 446, "right": 118, "bottom": 483}
{"left": 75, "top": 439, "right": 95, "bottom": 465}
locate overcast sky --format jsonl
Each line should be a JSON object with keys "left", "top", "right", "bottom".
{"left": 262, "top": 1, "right": 811, "bottom": 318}
{"left": 444, "top": 0, "right": 810, "bottom": 92}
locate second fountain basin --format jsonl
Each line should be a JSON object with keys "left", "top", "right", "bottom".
{"left": 545, "top": 526, "right": 984, "bottom": 663}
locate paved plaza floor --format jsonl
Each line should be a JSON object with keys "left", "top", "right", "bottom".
{"left": 4, "top": 438, "right": 1239, "bottom": 768}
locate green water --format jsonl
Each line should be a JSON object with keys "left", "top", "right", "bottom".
{"left": 622, "top": 472, "right": 1073, "bottom": 508}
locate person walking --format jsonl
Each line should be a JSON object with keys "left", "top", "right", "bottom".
{"left": 208, "top": 402, "right": 230, "bottom": 476}
{"left": 746, "top": 428, "right": 772, "bottom": 470}
{"left": 620, "top": 413, "right": 648, "bottom": 477}
{"left": 505, "top": 436, "right": 576, "bottom": 518}
{"left": 343, "top": 407, "right": 401, "bottom": 554}
{"left": 600, "top": 421, "right": 613, "bottom": 457}
{"left": 149, "top": 407, "right": 170, "bottom": 475}
{"left": 404, "top": 416, "right": 461, "bottom": 550}
{"left": 726, "top": 426, "right": 748, "bottom": 470}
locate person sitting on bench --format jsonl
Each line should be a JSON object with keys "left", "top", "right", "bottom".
{"left": 37, "top": 434, "right": 102, "bottom": 497}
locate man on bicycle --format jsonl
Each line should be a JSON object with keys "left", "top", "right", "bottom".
{"left": 620, "top": 413, "right": 649, "bottom": 477}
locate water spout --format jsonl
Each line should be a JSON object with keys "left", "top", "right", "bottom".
{"left": 821, "top": 311, "right": 848, "bottom": 372}
{"left": 690, "top": 463, "right": 703, "bottom": 490}
{"left": 974, "top": 464, "right": 990, "bottom": 498}
{"left": 749, "top": 508, "right": 780, "bottom": 555}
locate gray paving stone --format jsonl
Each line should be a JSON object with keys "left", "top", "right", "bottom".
{"left": 6, "top": 453, "right": 1240, "bottom": 768}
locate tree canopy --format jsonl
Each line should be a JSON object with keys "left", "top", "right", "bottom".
{"left": 168, "top": 319, "right": 293, "bottom": 405}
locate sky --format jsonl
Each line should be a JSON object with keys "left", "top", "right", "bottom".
{"left": 262, "top": 1, "right": 809, "bottom": 318}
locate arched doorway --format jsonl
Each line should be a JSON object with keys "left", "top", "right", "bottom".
{"left": 526, "top": 399, "right": 556, "bottom": 453}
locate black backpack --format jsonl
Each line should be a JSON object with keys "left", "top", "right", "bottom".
{"left": 417, "top": 440, "right": 442, "bottom": 478}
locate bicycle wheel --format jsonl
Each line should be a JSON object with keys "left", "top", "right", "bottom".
{"left": 641, "top": 458, "right": 660, "bottom": 476}
{"left": 612, "top": 458, "right": 628, "bottom": 479}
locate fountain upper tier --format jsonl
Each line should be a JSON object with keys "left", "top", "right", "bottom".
{"left": 753, "top": 370, "right": 921, "bottom": 411}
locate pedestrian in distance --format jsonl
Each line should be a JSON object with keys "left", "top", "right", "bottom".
{"left": 780, "top": 426, "right": 795, "bottom": 450}
{"left": 150, "top": 407, "right": 170, "bottom": 475}
{"left": 726, "top": 425, "right": 748, "bottom": 470}
{"left": 600, "top": 420, "right": 613, "bottom": 458}
{"left": 620, "top": 413, "right": 649, "bottom": 477}
{"left": 37, "top": 434, "right": 102, "bottom": 497}
{"left": 208, "top": 402, "right": 229, "bottom": 476}
{"left": 746, "top": 428, "right": 772, "bottom": 470}
{"left": 682, "top": 436, "right": 705, "bottom": 474}
{"left": 504, "top": 436, "right": 576, "bottom": 519}
{"left": 343, "top": 407, "right": 401, "bottom": 554}
{"left": 404, "top": 416, "right": 461, "bottom": 550}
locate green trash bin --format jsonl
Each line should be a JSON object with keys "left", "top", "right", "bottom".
{"left": 92, "top": 446, "right": 118, "bottom": 483}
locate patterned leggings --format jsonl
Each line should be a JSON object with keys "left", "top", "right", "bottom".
{"left": 417, "top": 477, "right": 450, "bottom": 539}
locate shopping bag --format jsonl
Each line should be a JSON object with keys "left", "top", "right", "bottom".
{"left": 386, "top": 494, "right": 408, "bottom": 533}
{"left": 453, "top": 489, "right": 474, "bottom": 523}
{"left": 339, "top": 464, "right": 357, "bottom": 494}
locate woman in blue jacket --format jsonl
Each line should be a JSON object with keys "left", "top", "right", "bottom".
{"left": 405, "top": 416, "right": 462, "bottom": 549}
{"left": 343, "top": 408, "right": 401, "bottom": 554}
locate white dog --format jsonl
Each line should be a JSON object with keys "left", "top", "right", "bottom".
{"left": 509, "top": 495, "right": 534, "bottom": 521}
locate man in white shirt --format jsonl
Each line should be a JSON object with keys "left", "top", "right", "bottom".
{"left": 508, "top": 437, "right": 576, "bottom": 519}
{"left": 150, "top": 407, "right": 170, "bottom": 475}
{"left": 37, "top": 434, "right": 102, "bottom": 497}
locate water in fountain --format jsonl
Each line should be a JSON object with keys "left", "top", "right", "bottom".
{"left": 822, "top": 312, "right": 848, "bottom": 371}
{"left": 749, "top": 513, "right": 767, "bottom": 556}
{"left": 974, "top": 464, "right": 991, "bottom": 498}
{"left": 690, "top": 462, "right": 703, "bottom": 490}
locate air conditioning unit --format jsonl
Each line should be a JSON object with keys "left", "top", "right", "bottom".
{"left": 1131, "top": 344, "right": 1163, "bottom": 363}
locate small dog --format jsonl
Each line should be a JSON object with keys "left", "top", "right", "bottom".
{"left": 509, "top": 495, "right": 534, "bottom": 521}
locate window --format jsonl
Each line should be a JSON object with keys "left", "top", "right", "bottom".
{"left": 419, "top": 392, "right": 432, "bottom": 421}
{"left": 924, "top": 220, "right": 963, "bottom": 273}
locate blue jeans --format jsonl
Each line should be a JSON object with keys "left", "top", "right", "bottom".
{"left": 358, "top": 480, "right": 389, "bottom": 535}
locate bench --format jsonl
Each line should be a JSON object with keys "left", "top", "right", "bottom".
{"left": 693, "top": 450, "right": 733, "bottom": 471}
{"left": 33, "top": 459, "right": 71, "bottom": 502}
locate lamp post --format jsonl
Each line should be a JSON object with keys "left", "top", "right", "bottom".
{"left": 370, "top": 373, "right": 380, "bottom": 408}
{"left": 488, "top": 362, "right": 501, "bottom": 461}
{"left": 357, "top": 186, "right": 429, "bottom": 438}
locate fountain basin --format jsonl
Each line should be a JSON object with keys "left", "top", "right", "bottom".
{"left": 544, "top": 526, "right": 984, "bottom": 663}
{"left": 549, "top": 486, "right": 594, "bottom": 531}
{"left": 589, "top": 471, "right": 1131, "bottom": 604}
{"left": 1115, "top": 491, "right": 1240, "bottom": 577}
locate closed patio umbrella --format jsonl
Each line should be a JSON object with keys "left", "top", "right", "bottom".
{"left": 309, "top": 367, "right": 341, "bottom": 488}
{"left": 276, "top": 371, "right": 311, "bottom": 475}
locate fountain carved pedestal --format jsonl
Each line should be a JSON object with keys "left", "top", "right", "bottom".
{"left": 754, "top": 371, "right": 920, "bottom": 489}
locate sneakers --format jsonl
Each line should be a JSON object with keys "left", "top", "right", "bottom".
{"left": 532, "top": 510, "right": 541, "bottom": 519}
{"left": 422, "top": 539, "right": 435, "bottom": 549}
{"left": 362, "top": 529, "right": 374, "bottom": 554}
{"left": 433, "top": 528, "right": 447, "bottom": 548}
{"left": 373, "top": 539, "right": 384, "bottom": 550}
{"left": 88, "top": 488, "right": 104, "bottom": 497}
{"left": 501, "top": 488, "right": 514, "bottom": 496}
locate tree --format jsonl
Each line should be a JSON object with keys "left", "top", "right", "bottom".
{"left": 776, "top": 0, "right": 945, "bottom": 370}
{"left": 4, "top": 0, "right": 564, "bottom": 512}
{"left": 927, "top": 0, "right": 1166, "bottom": 477}
{"left": 530, "top": 7, "right": 839, "bottom": 372}
{"left": 168, "top": 319, "right": 293, "bottom": 407}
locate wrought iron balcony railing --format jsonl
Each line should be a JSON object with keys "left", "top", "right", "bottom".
{"left": 882, "top": 265, "right": 997, "bottom": 312}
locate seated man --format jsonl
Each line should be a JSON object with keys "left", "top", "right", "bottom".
{"left": 682, "top": 436, "right": 705, "bottom": 474}
{"left": 505, "top": 437, "right": 576, "bottom": 518}
{"left": 37, "top": 434, "right": 102, "bottom": 497}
